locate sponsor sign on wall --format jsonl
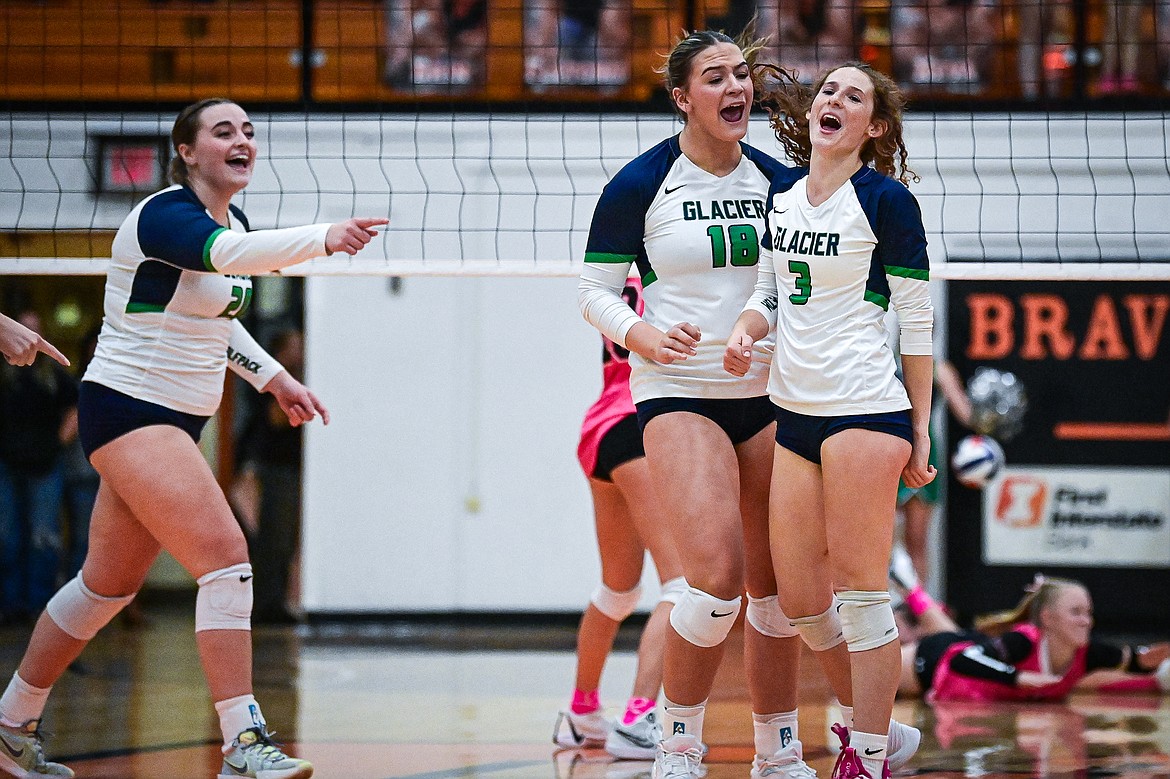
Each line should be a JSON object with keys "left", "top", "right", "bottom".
{"left": 946, "top": 280, "right": 1170, "bottom": 630}
{"left": 983, "top": 466, "right": 1170, "bottom": 567}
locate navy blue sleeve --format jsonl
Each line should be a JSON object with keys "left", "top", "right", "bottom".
{"left": 137, "top": 188, "right": 227, "bottom": 272}
{"left": 873, "top": 181, "right": 929, "bottom": 275}
{"left": 583, "top": 138, "right": 676, "bottom": 282}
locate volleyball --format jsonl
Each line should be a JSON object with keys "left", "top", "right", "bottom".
{"left": 951, "top": 434, "right": 1006, "bottom": 488}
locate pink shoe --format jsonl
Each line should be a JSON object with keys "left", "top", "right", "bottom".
{"left": 1120, "top": 75, "right": 1140, "bottom": 92}
{"left": 831, "top": 746, "right": 890, "bottom": 779}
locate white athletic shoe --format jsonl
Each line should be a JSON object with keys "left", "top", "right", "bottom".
{"left": 752, "top": 739, "right": 817, "bottom": 778}
{"left": 605, "top": 710, "right": 660, "bottom": 760}
{"left": 887, "top": 546, "right": 919, "bottom": 595}
{"left": 555, "top": 709, "right": 613, "bottom": 749}
{"left": 217, "top": 727, "right": 312, "bottom": 779}
{"left": 0, "top": 719, "right": 73, "bottom": 778}
{"left": 652, "top": 734, "right": 706, "bottom": 779}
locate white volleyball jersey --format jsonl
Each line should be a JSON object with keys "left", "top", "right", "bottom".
{"left": 578, "top": 136, "right": 789, "bottom": 403}
{"left": 745, "top": 166, "right": 933, "bottom": 416}
{"left": 85, "top": 185, "right": 328, "bottom": 416}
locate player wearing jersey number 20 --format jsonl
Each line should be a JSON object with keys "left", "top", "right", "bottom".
{"left": 0, "top": 98, "right": 386, "bottom": 779}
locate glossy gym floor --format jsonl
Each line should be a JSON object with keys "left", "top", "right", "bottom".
{"left": 2, "top": 607, "right": 1168, "bottom": 779}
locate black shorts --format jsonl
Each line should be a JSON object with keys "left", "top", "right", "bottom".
{"left": 773, "top": 406, "right": 913, "bottom": 464}
{"left": 78, "top": 381, "right": 210, "bottom": 459}
{"left": 593, "top": 413, "right": 645, "bottom": 482}
{"left": 914, "top": 629, "right": 981, "bottom": 691}
{"left": 636, "top": 395, "right": 774, "bottom": 446}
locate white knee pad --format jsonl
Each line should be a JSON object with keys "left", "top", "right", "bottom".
{"left": 746, "top": 595, "right": 800, "bottom": 639}
{"left": 659, "top": 576, "right": 689, "bottom": 606}
{"left": 669, "top": 587, "right": 741, "bottom": 648}
{"left": 196, "top": 563, "right": 254, "bottom": 632}
{"left": 836, "top": 590, "right": 898, "bottom": 652}
{"left": 790, "top": 599, "right": 846, "bottom": 651}
{"left": 591, "top": 582, "right": 642, "bottom": 621}
{"left": 46, "top": 574, "right": 136, "bottom": 640}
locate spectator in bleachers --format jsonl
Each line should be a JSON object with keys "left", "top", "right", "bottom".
{"left": 754, "top": 0, "right": 858, "bottom": 82}
{"left": 0, "top": 310, "right": 78, "bottom": 626}
{"left": 889, "top": 0, "right": 999, "bottom": 93}
{"left": 1097, "top": 0, "right": 1170, "bottom": 93}
{"left": 524, "top": 0, "right": 631, "bottom": 86}
{"left": 1014, "top": 0, "right": 1075, "bottom": 98}
{"left": 384, "top": 0, "right": 488, "bottom": 90}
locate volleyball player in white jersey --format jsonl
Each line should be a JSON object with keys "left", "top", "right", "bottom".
{"left": 580, "top": 30, "right": 819, "bottom": 779}
{"left": 0, "top": 98, "right": 386, "bottom": 779}
{"left": 727, "top": 63, "right": 934, "bottom": 779}
{"left": 554, "top": 278, "right": 687, "bottom": 761}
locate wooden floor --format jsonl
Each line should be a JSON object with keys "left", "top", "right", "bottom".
{"left": 2, "top": 606, "right": 1168, "bottom": 779}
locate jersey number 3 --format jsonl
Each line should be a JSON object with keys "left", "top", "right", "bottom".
{"left": 707, "top": 224, "right": 759, "bottom": 268}
{"left": 788, "top": 260, "right": 812, "bottom": 305}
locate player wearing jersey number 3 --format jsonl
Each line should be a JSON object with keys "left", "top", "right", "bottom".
{"left": 727, "top": 62, "right": 934, "bottom": 779}
{"left": 0, "top": 98, "right": 386, "bottom": 779}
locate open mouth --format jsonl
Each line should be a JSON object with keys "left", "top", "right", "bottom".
{"left": 721, "top": 103, "right": 745, "bottom": 123}
{"left": 227, "top": 154, "right": 251, "bottom": 172}
{"left": 819, "top": 114, "right": 842, "bottom": 132}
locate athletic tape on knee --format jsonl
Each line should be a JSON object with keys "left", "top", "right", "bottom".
{"left": 836, "top": 590, "right": 898, "bottom": 652}
{"left": 790, "top": 600, "right": 846, "bottom": 651}
{"left": 45, "top": 574, "right": 136, "bottom": 640}
{"left": 659, "top": 576, "right": 688, "bottom": 606}
{"left": 669, "top": 587, "right": 741, "bottom": 648}
{"left": 746, "top": 595, "right": 800, "bottom": 639}
{"left": 196, "top": 563, "right": 254, "bottom": 632}
{"left": 590, "top": 582, "right": 642, "bottom": 621}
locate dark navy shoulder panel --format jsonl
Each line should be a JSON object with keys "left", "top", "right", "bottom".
{"left": 740, "top": 142, "right": 791, "bottom": 181}
{"left": 126, "top": 260, "right": 183, "bottom": 313}
{"left": 584, "top": 136, "right": 680, "bottom": 273}
{"left": 761, "top": 166, "right": 808, "bottom": 250}
{"left": 852, "top": 167, "right": 928, "bottom": 273}
{"left": 228, "top": 203, "right": 250, "bottom": 232}
{"left": 137, "top": 186, "right": 223, "bottom": 272}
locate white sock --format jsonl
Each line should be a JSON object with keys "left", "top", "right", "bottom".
{"left": 214, "top": 694, "right": 265, "bottom": 752}
{"left": 662, "top": 696, "right": 706, "bottom": 745}
{"left": 851, "top": 729, "right": 888, "bottom": 777}
{"left": 0, "top": 673, "right": 51, "bottom": 728}
{"left": 753, "top": 709, "right": 798, "bottom": 758}
{"left": 839, "top": 703, "right": 854, "bottom": 729}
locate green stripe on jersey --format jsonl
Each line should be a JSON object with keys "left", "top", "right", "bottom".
{"left": 864, "top": 289, "right": 889, "bottom": 310}
{"left": 203, "top": 227, "right": 228, "bottom": 271}
{"left": 584, "top": 251, "right": 636, "bottom": 264}
{"left": 884, "top": 265, "right": 929, "bottom": 281}
{"left": 642, "top": 269, "right": 658, "bottom": 286}
{"left": 126, "top": 302, "right": 166, "bottom": 313}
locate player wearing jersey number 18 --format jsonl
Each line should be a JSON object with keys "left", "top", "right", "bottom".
{"left": 728, "top": 62, "right": 934, "bottom": 779}
{"left": 581, "top": 30, "right": 829, "bottom": 779}
{"left": 0, "top": 98, "right": 386, "bottom": 779}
